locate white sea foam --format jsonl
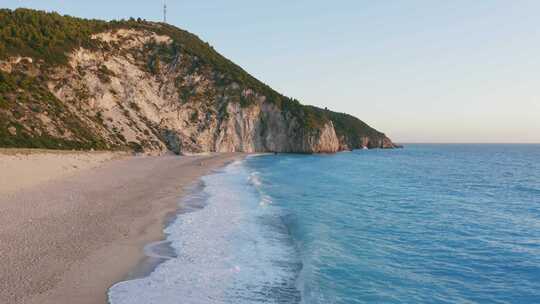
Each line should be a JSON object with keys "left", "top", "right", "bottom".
{"left": 143, "top": 241, "right": 176, "bottom": 260}
{"left": 246, "top": 153, "right": 273, "bottom": 158}
{"left": 108, "top": 160, "right": 300, "bottom": 304}
{"left": 249, "top": 171, "right": 262, "bottom": 187}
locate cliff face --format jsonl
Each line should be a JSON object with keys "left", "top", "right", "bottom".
{"left": 0, "top": 10, "right": 396, "bottom": 154}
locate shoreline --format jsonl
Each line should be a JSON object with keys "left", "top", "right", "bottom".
{"left": 117, "top": 176, "right": 215, "bottom": 284}
{"left": 0, "top": 151, "right": 243, "bottom": 304}
{"left": 116, "top": 179, "right": 210, "bottom": 285}
{"left": 107, "top": 153, "right": 303, "bottom": 303}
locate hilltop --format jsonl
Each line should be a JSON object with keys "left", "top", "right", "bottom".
{"left": 0, "top": 8, "right": 396, "bottom": 153}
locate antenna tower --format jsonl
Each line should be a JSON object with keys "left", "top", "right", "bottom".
{"left": 163, "top": 2, "right": 167, "bottom": 23}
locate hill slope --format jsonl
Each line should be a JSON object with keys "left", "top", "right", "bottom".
{"left": 0, "top": 8, "right": 396, "bottom": 153}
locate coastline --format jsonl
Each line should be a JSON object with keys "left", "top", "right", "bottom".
{"left": 119, "top": 180, "right": 209, "bottom": 282}
{"left": 107, "top": 155, "right": 303, "bottom": 304}
{"left": 0, "top": 150, "right": 243, "bottom": 304}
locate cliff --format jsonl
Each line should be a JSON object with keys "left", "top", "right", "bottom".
{"left": 0, "top": 9, "right": 397, "bottom": 154}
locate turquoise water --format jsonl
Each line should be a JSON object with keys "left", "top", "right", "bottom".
{"left": 109, "top": 144, "right": 540, "bottom": 303}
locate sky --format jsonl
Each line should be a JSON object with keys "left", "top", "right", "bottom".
{"left": 2, "top": 0, "right": 540, "bottom": 143}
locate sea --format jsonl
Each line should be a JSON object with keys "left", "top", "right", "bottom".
{"left": 108, "top": 144, "right": 540, "bottom": 304}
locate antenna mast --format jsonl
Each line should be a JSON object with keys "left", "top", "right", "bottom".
{"left": 163, "top": 1, "right": 167, "bottom": 23}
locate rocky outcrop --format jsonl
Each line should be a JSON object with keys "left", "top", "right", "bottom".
{"left": 0, "top": 16, "right": 396, "bottom": 154}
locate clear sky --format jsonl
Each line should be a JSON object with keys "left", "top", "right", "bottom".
{"left": 3, "top": 1, "right": 540, "bottom": 143}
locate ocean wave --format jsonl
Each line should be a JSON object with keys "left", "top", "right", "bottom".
{"left": 248, "top": 171, "right": 262, "bottom": 187}
{"left": 108, "top": 159, "right": 301, "bottom": 304}
{"left": 246, "top": 153, "right": 274, "bottom": 158}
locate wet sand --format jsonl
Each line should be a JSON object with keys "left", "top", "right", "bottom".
{"left": 0, "top": 152, "right": 242, "bottom": 304}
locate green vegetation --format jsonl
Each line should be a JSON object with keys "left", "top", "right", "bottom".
{"left": 97, "top": 64, "right": 114, "bottom": 83}
{"left": 128, "top": 141, "right": 143, "bottom": 153}
{"left": 322, "top": 109, "right": 386, "bottom": 148}
{"left": 0, "top": 8, "right": 321, "bottom": 126}
{"left": 0, "top": 8, "right": 388, "bottom": 151}
{"left": 0, "top": 70, "right": 108, "bottom": 149}
{"left": 0, "top": 8, "right": 108, "bottom": 65}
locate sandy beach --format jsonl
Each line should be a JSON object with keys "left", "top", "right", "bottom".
{"left": 0, "top": 149, "right": 125, "bottom": 194}
{"left": 0, "top": 150, "right": 241, "bottom": 304}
